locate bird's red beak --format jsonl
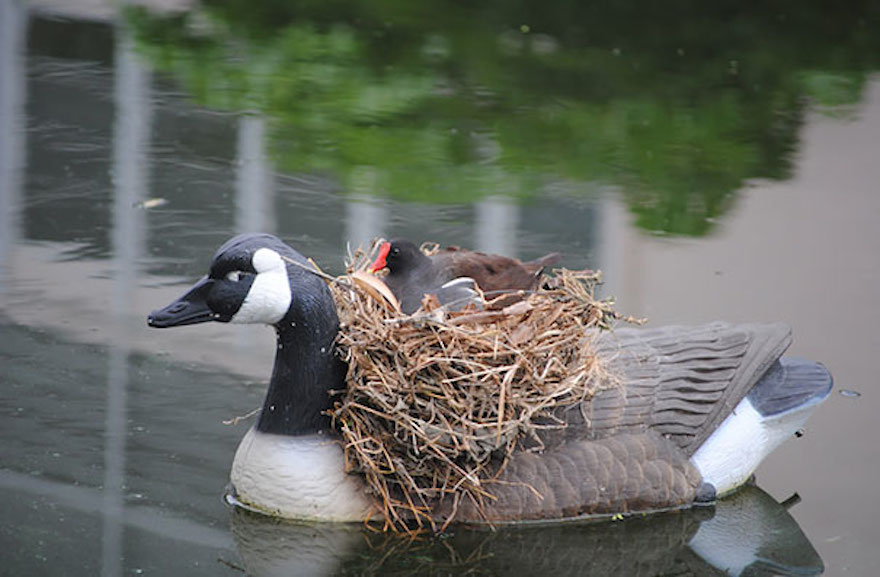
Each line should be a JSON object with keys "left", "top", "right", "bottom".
{"left": 369, "top": 241, "right": 391, "bottom": 273}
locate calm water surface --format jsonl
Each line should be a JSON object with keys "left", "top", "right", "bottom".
{"left": 1, "top": 1, "right": 879, "bottom": 575}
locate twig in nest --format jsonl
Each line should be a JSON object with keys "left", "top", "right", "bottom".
{"left": 222, "top": 407, "right": 260, "bottom": 426}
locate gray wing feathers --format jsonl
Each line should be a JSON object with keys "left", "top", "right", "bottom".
{"left": 747, "top": 357, "right": 833, "bottom": 416}
{"left": 586, "top": 322, "right": 792, "bottom": 455}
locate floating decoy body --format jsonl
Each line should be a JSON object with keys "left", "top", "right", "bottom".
{"left": 148, "top": 233, "right": 832, "bottom": 524}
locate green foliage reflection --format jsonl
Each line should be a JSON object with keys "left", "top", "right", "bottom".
{"left": 127, "top": 0, "right": 879, "bottom": 235}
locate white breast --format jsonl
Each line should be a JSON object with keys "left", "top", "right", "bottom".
{"left": 230, "top": 427, "right": 375, "bottom": 521}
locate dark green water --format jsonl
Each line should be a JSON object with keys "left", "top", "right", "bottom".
{"left": 2, "top": 1, "right": 878, "bottom": 574}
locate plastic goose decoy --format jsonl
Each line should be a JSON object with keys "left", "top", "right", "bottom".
{"left": 148, "top": 233, "right": 832, "bottom": 524}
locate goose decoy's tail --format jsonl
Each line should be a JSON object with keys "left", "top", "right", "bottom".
{"left": 746, "top": 358, "right": 833, "bottom": 417}
{"left": 692, "top": 356, "right": 832, "bottom": 496}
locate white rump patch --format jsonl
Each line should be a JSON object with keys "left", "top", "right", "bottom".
{"left": 436, "top": 276, "right": 483, "bottom": 311}
{"left": 690, "top": 396, "right": 816, "bottom": 496}
{"left": 230, "top": 248, "right": 292, "bottom": 325}
{"left": 440, "top": 277, "right": 477, "bottom": 290}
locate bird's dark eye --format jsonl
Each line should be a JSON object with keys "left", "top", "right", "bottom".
{"left": 391, "top": 247, "right": 400, "bottom": 255}
{"left": 226, "top": 270, "right": 246, "bottom": 282}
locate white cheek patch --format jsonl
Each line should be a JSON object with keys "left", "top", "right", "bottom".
{"left": 230, "top": 248, "right": 292, "bottom": 325}
{"left": 252, "top": 248, "right": 285, "bottom": 274}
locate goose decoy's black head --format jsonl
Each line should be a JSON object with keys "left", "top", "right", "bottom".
{"left": 148, "top": 233, "right": 330, "bottom": 329}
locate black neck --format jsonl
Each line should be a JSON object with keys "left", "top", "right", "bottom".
{"left": 406, "top": 250, "right": 432, "bottom": 273}
{"left": 255, "top": 306, "right": 346, "bottom": 436}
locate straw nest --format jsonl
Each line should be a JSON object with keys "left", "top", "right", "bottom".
{"left": 327, "top": 243, "right": 633, "bottom": 532}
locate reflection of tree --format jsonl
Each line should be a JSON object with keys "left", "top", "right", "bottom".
{"left": 128, "top": 0, "right": 879, "bottom": 235}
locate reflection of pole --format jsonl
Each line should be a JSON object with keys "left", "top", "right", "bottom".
{"left": 476, "top": 195, "right": 519, "bottom": 256}
{"left": 595, "top": 188, "right": 641, "bottom": 308}
{"left": 345, "top": 167, "right": 386, "bottom": 248}
{"left": 105, "top": 23, "right": 151, "bottom": 577}
{"left": 235, "top": 114, "right": 275, "bottom": 234}
{"left": 344, "top": 192, "right": 386, "bottom": 250}
{"left": 0, "top": 0, "right": 27, "bottom": 303}
{"left": 235, "top": 114, "right": 274, "bottom": 350}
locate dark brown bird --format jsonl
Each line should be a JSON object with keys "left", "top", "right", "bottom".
{"left": 369, "top": 239, "right": 562, "bottom": 313}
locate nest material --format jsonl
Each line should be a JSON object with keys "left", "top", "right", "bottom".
{"left": 328, "top": 243, "right": 630, "bottom": 532}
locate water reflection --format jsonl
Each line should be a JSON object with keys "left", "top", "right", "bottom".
{"left": 0, "top": 0, "right": 26, "bottom": 301}
{"left": 476, "top": 196, "right": 520, "bottom": 256}
{"left": 124, "top": 0, "right": 880, "bottom": 235}
{"left": 102, "top": 23, "right": 151, "bottom": 577}
{"left": 230, "top": 486, "right": 822, "bottom": 577}
{"left": 235, "top": 114, "right": 274, "bottom": 234}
